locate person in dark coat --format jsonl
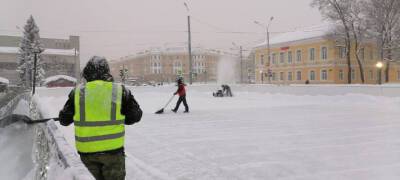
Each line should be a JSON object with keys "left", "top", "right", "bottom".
{"left": 172, "top": 78, "right": 189, "bottom": 113}
{"left": 222, "top": 84, "right": 233, "bottom": 97}
{"left": 58, "top": 56, "right": 142, "bottom": 180}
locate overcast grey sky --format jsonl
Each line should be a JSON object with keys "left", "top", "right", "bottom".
{"left": 0, "top": 0, "right": 322, "bottom": 63}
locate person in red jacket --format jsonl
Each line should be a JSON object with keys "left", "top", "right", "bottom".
{"left": 172, "top": 78, "right": 189, "bottom": 113}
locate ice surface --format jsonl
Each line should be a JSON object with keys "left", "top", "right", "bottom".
{"left": 34, "top": 85, "right": 400, "bottom": 180}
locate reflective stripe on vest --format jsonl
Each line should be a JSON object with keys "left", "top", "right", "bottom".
{"left": 73, "top": 80, "right": 125, "bottom": 153}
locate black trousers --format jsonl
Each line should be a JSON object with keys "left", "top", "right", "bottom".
{"left": 80, "top": 152, "right": 125, "bottom": 180}
{"left": 173, "top": 95, "right": 189, "bottom": 112}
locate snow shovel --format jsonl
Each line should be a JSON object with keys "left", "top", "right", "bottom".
{"left": 0, "top": 114, "right": 58, "bottom": 128}
{"left": 155, "top": 95, "right": 175, "bottom": 114}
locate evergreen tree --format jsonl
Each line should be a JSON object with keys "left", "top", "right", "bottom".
{"left": 17, "top": 15, "right": 45, "bottom": 88}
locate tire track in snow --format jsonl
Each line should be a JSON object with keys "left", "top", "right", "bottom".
{"left": 125, "top": 152, "right": 175, "bottom": 180}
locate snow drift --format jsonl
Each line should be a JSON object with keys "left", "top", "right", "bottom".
{"left": 0, "top": 91, "right": 93, "bottom": 180}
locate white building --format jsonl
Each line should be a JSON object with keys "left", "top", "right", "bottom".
{"left": 0, "top": 35, "right": 80, "bottom": 85}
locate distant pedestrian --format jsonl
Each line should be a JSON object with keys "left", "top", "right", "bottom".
{"left": 172, "top": 78, "right": 189, "bottom": 113}
{"left": 305, "top": 80, "right": 310, "bottom": 84}
{"left": 222, "top": 84, "right": 233, "bottom": 97}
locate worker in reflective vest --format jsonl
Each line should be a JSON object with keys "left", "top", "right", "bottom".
{"left": 59, "top": 56, "right": 142, "bottom": 180}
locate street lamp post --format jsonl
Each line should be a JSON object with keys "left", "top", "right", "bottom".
{"left": 232, "top": 42, "right": 244, "bottom": 84}
{"left": 376, "top": 61, "right": 383, "bottom": 85}
{"left": 255, "top": 16, "right": 274, "bottom": 84}
{"left": 184, "top": 2, "right": 193, "bottom": 85}
{"left": 248, "top": 69, "right": 251, "bottom": 84}
{"left": 240, "top": 45, "right": 243, "bottom": 84}
{"left": 32, "top": 49, "right": 40, "bottom": 95}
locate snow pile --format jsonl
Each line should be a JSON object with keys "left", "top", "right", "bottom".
{"left": 0, "top": 123, "right": 35, "bottom": 180}
{"left": 217, "top": 57, "right": 238, "bottom": 84}
{"left": 31, "top": 94, "right": 94, "bottom": 180}
{"left": 0, "top": 77, "right": 9, "bottom": 84}
{"left": 34, "top": 85, "right": 400, "bottom": 179}
{"left": 0, "top": 91, "right": 93, "bottom": 180}
{"left": 0, "top": 95, "right": 35, "bottom": 180}
{"left": 43, "top": 75, "right": 77, "bottom": 85}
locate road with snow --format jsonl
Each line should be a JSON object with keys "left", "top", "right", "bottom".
{"left": 34, "top": 85, "right": 400, "bottom": 180}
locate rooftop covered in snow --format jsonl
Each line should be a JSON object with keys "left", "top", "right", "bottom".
{"left": 0, "top": 77, "right": 9, "bottom": 84}
{"left": 43, "top": 75, "right": 77, "bottom": 85}
{"left": 112, "top": 46, "right": 232, "bottom": 62}
{"left": 255, "top": 23, "right": 335, "bottom": 48}
{"left": 0, "top": 47, "right": 78, "bottom": 56}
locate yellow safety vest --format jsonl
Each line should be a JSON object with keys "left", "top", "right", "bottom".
{"left": 73, "top": 80, "right": 125, "bottom": 153}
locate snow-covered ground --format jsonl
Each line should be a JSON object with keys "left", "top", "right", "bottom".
{"left": 34, "top": 85, "right": 400, "bottom": 180}
{"left": 0, "top": 99, "right": 34, "bottom": 180}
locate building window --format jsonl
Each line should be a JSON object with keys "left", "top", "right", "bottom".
{"left": 296, "top": 50, "right": 302, "bottom": 62}
{"left": 173, "top": 61, "right": 182, "bottom": 74}
{"left": 321, "top": 69, "right": 328, "bottom": 80}
{"left": 370, "top": 50, "right": 374, "bottom": 60}
{"left": 280, "top": 72, "right": 284, "bottom": 81}
{"left": 397, "top": 71, "right": 400, "bottom": 80}
{"left": 151, "top": 62, "right": 162, "bottom": 74}
{"left": 280, "top": 52, "right": 285, "bottom": 64}
{"left": 272, "top": 53, "right": 276, "bottom": 64}
{"left": 339, "top": 47, "right": 346, "bottom": 59}
{"left": 339, "top": 70, "right": 344, "bottom": 80}
{"left": 351, "top": 69, "right": 356, "bottom": 80}
{"left": 309, "top": 48, "right": 315, "bottom": 61}
{"left": 309, "top": 70, "right": 316, "bottom": 80}
{"left": 288, "top": 72, "right": 293, "bottom": 81}
{"left": 369, "top": 70, "right": 374, "bottom": 80}
{"left": 268, "top": 54, "right": 271, "bottom": 65}
{"left": 288, "top": 51, "right": 292, "bottom": 64}
{"left": 321, "top": 47, "right": 328, "bottom": 60}
{"left": 272, "top": 72, "right": 276, "bottom": 81}
{"left": 260, "top": 55, "right": 264, "bottom": 65}
{"left": 296, "top": 71, "right": 302, "bottom": 81}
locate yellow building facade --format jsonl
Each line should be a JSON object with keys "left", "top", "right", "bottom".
{"left": 254, "top": 25, "right": 400, "bottom": 84}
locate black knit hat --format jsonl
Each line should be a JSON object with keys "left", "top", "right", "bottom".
{"left": 176, "top": 77, "right": 183, "bottom": 84}
{"left": 83, "top": 56, "right": 113, "bottom": 82}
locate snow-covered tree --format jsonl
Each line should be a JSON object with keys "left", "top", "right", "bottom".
{"left": 312, "top": 0, "right": 354, "bottom": 83}
{"left": 363, "top": 0, "right": 400, "bottom": 82}
{"left": 17, "top": 15, "right": 45, "bottom": 88}
{"left": 348, "top": 0, "right": 369, "bottom": 84}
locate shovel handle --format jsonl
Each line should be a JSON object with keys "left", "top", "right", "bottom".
{"left": 163, "top": 95, "right": 175, "bottom": 109}
{"left": 25, "top": 118, "right": 59, "bottom": 124}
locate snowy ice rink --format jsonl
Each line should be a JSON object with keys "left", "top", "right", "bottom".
{"left": 35, "top": 85, "right": 400, "bottom": 180}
